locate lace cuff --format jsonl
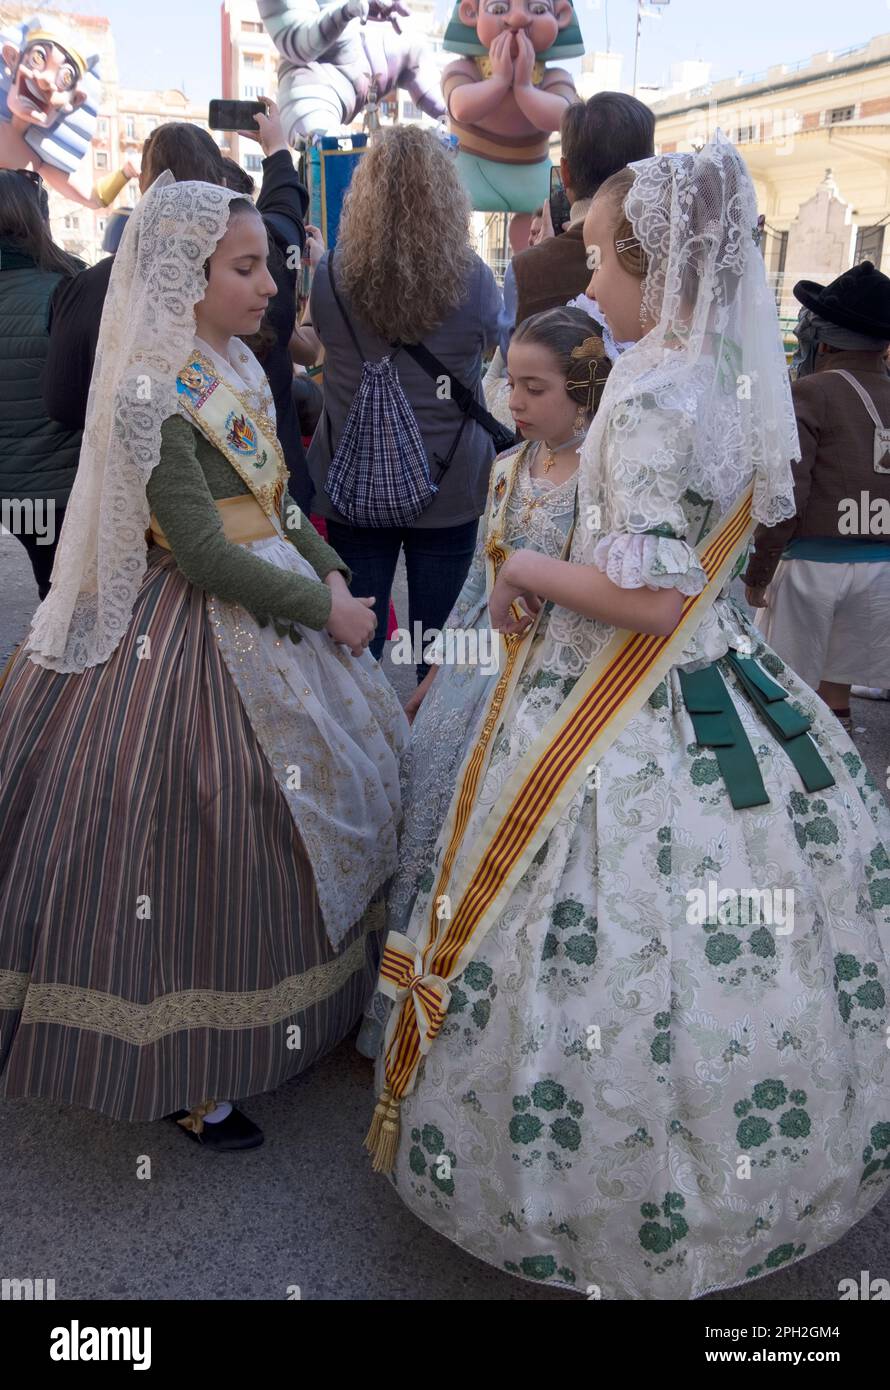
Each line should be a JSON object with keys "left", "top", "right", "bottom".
{"left": 593, "top": 531, "right": 708, "bottom": 596}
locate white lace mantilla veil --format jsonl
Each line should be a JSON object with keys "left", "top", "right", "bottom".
{"left": 27, "top": 174, "right": 249, "bottom": 673}
{"left": 549, "top": 131, "right": 799, "bottom": 664}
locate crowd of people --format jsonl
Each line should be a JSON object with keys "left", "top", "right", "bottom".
{"left": 0, "top": 88, "right": 889, "bottom": 1300}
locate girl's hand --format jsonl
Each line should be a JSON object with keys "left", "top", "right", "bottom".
{"left": 745, "top": 584, "right": 769, "bottom": 609}
{"left": 489, "top": 558, "right": 543, "bottom": 634}
{"left": 325, "top": 575, "right": 377, "bottom": 655}
{"left": 404, "top": 664, "right": 439, "bottom": 725}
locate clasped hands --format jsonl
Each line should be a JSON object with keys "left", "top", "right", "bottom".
{"left": 487, "top": 29, "right": 539, "bottom": 88}
{"left": 324, "top": 571, "right": 377, "bottom": 656}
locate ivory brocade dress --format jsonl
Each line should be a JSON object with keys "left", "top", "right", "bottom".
{"left": 387, "top": 444, "right": 579, "bottom": 942}
{"left": 0, "top": 413, "right": 408, "bottom": 1121}
{"left": 379, "top": 407, "right": 890, "bottom": 1299}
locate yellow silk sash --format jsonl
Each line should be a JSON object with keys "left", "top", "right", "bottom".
{"left": 416, "top": 443, "right": 575, "bottom": 958}
{"left": 150, "top": 494, "right": 276, "bottom": 550}
{"left": 366, "top": 482, "right": 756, "bottom": 1170}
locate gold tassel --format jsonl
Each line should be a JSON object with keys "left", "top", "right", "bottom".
{"left": 363, "top": 1084, "right": 391, "bottom": 1153}
{"left": 363, "top": 1086, "right": 402, "bottom": 1173}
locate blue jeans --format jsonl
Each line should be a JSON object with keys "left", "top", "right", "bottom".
{"left": 326, "top": 518, "right": 479, "bottom": 681}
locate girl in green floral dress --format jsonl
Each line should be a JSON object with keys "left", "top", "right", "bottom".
{"left": 368, "top": 134, "right": 890, "bottom": 1298}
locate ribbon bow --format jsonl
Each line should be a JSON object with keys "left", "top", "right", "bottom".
{"left": 378, "top": 931, "right": 451, "bottom": 1052}
{"left": 176, "top": 1099, "right": 219, "bottom": 1136}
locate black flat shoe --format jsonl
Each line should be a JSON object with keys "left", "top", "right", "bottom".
{"left": 168, "top": 1105, "right": 264, "bottom": 1151}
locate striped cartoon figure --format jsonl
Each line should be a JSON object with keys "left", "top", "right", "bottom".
{"left": 258, "top": 0, "right": 445, "bottom": 141}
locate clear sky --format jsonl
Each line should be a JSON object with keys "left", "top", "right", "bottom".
{"left": 53, "top": 0, "right": 889, "bottom": 104}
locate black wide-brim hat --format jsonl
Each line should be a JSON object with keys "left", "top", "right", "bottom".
{"left": 794, "top": 260, "right": 890, "bottom": 338}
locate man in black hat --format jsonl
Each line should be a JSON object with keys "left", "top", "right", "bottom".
{"left": 743, "top": 260, "right": 890, "bottom": 734}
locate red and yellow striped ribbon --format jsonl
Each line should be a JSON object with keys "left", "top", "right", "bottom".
{"left": 380, "top": 485, "right": 755, "bottom": 1105}
{"left": 377, "top": 932, "right": 451, "bottom": 1048}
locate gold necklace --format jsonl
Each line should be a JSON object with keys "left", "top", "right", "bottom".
{"left": 539, "top": 429, "right": 588, "bottom": 476}
{"left": 519, "top": 442, "right": 575, "bottom": 528}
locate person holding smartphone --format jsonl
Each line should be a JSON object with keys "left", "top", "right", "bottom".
{"left": 226, "top": 99, "right": 313, "bottom": 512}
{"left": 548, "top": 166, "right": 572, "bottom": 236}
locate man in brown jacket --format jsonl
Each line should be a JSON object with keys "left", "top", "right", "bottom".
{"left": 743, "top": 262, "right": 890, "bottom": 732}
{"left": 498, "top": 91, "right": 654, "bottom": 356}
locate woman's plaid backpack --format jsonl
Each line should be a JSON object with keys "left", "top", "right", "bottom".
{"left": 324, "top": 254, "right": 438, "bottom": 527}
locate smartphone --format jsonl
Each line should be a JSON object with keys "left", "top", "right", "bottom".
{"left": 549, "top": 166, "right": 571, "bottom": 238}
{"left": 208, "top": 99, "right": 266, "bottom": 132}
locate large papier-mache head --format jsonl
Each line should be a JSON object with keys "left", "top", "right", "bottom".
{"left": 0, "top": 18, "right": 101, "bottom": 174}
{"left": 443, "top": 0, "right": 584, "bottom": 60}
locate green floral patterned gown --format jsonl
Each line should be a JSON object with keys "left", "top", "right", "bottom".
{"left": 380, "top": 396, "right": 890, "bottom": 1299}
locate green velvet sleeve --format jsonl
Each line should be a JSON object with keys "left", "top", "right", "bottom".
{"left": 146, "top": 415, "right": 333, "bottom": 632}
{"left": 279, "top": 491, "right": 352, "bottom": 585}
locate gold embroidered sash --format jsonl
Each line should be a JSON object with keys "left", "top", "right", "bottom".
{"left": 366, "top": 483, "right": 756, "bottom": 1170}
{"left": 175, "top": 352, "right": 287, "bottom": 524}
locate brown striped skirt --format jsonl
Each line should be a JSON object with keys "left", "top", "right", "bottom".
{"left": 0, "top": 546, "right": 383, "bottom": 1120}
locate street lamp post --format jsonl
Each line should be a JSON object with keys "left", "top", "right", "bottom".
{"left": 632, "top": 0, "right": 671, "bottom": 98}
{"left": 632, "top": 0, "right": 642, "bottom": 96}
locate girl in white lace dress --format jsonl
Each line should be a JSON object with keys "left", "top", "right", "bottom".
{"left": 356, "top": 308, "right": 609, "bottom": 1057}
{"left": 389, "top": 308, "right": 610, "bottom": 932}
{"left": 367, "top": 134, "right": 890, "bottom": 1298}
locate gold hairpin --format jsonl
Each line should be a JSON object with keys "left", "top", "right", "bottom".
{"left": 570, "top": 335, "right": 606, "bottom": 362}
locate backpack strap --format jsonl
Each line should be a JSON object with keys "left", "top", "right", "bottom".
{"left": 323, "top": 251, "right": 404, "bottom": 483}
{"left": 326, "top": 252, "right": 366, "bottom": 363}
{"left": 328, "top": 252, "right": 403, "bottom": 365}
{"left": 401, "top": 340, "right": 516, "bottom": 453}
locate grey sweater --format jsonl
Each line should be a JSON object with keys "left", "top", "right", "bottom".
{"left": 308, "top": 250, "right": 503, "bottom": 528}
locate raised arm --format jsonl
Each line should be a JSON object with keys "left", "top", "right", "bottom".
{"left": 258, "top": 0, "right": 367, "bottom": 64}
{"left": 443, "top": 52, "right": 511, "bottom": 124}
{"left": 490, "top": 393, "right": 704, "bottom": 638}
{"left": 511, "top": 40, "right": 576, "bottom": 131}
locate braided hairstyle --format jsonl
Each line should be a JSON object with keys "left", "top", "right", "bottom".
{"left": 511, "top": 306, "right": 612, "bottom": 417}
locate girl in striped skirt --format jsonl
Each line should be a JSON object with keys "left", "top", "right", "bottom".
{"left": 0, "top": 176, "right": 408, "bottom": 1149}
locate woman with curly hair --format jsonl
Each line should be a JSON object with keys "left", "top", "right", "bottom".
{"left": 307, "top": 124, "right": 503, "bottom": 680}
